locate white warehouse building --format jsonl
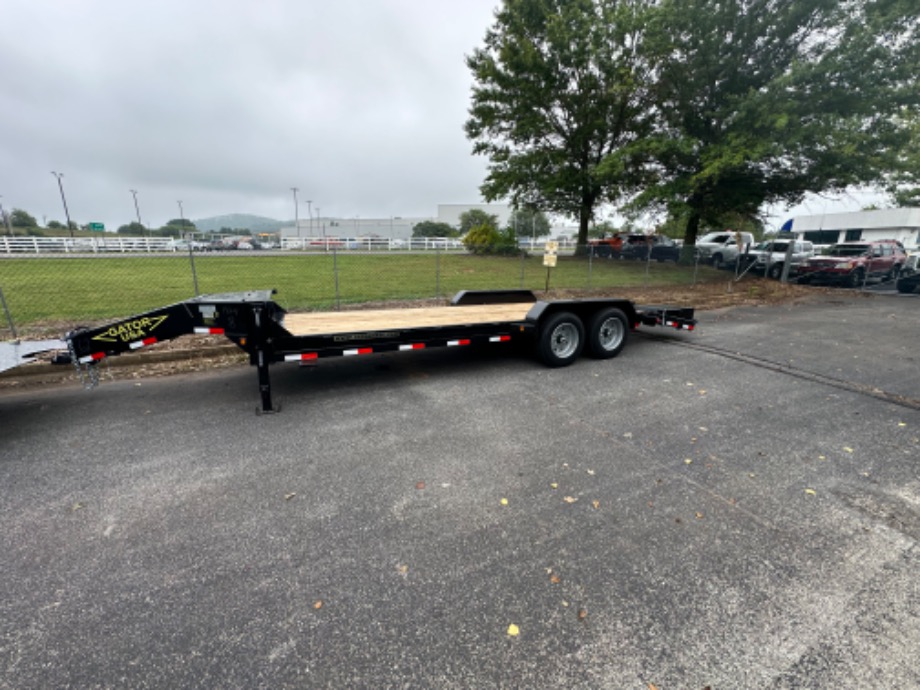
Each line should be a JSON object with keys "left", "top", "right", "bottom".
{"left": 781, "top": 208, "right": 920, "bottom": 249}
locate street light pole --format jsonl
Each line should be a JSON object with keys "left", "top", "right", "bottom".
{"left": 291, "top": 187, "right": 300, "bottom": 239}
{"left": 306, "top": 200, "right": 313, "bottom": 237}
{"left": 129, "top": 189, "right": 145, "bottom": 235}
{"left": 51, "top": 171, "right": 74, "bottom": 238}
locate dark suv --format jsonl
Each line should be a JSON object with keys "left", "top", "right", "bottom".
{"left": 797, "top": 240, "right": 907, "bottom": 287}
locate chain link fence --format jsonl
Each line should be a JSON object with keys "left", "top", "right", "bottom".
{"left": 1, "top": 243, "right": 715, "bottom": 338}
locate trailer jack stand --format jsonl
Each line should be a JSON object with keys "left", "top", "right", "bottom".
{"left": 255, "top": 349, "right": 280, "bottom": 414}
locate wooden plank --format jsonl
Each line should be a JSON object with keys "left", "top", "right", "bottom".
{"left": 283, "top": 304, "right": 532, "bottom": 336}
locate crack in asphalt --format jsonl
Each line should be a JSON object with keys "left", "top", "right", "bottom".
{"left": 640, "top": 333, "right": 920, "bottom": 412}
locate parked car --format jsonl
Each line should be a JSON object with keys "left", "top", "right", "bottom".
{"left": 797, "top": 240, "right": 907, "bottom": 287}
{"left": 695, "top": 231, "right": 756, "bottom": 269}
{"left": 742, "top": 239, "right": 815, "bottom": 279}
{"left": 588, "top": 234, "right": 624, "bottom": 258}
{"left": 896, "top": 271, "right": 920, "bottom": 294}
{"left": 620, "top": 234, "right": 681, "bottom": 262}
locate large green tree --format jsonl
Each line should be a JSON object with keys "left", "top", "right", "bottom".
{"left": 458, "top": 209, "right": 499, "bottom": 235}
{"left": 466, "top": 0, "right": 663, "bottom": 250}
{"left": 508, "top": 207, "right": 551, "bottom": 239}
{"left": 10, "top": 209, "right": 38, "bottom": 228}
{"left": 622, "top": 0, "right": 920, "bottom": 249}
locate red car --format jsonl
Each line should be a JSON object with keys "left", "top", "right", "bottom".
{"left": 797, "top": 240, "right": 907, "bottom": 287}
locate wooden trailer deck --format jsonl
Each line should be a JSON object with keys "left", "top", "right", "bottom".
{"left": 283, "top": 303, "right": 533, "bottom": 336}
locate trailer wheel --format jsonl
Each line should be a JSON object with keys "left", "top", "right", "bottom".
{"left": 537, "top": 311, "right": 584, "bottom": 367}
{"left": 586, "top": 308, "right": 629, "bottom": 359}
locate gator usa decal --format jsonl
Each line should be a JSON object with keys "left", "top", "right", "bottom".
{"left": 92, "top": 315, "right": 169, "bottom": 343}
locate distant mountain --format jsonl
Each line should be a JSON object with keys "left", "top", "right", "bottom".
{"left": 193, "top": 213, "right": 287, "bottom": 233}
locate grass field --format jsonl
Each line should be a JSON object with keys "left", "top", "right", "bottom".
{"left": 1, "top": 252, "right": 713, "bottom": 332}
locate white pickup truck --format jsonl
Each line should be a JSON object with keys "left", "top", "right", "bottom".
{"left": 695, "top": 231, "right": 756, "bottom": 269}
{"left": 745, "top": 239, "right": 815, "bottom": 279}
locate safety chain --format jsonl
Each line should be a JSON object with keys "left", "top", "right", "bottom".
{"left": 67, "top": 337, "right": 100, "bottom": 389}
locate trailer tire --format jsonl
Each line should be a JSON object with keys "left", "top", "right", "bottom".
{"left": 537, "top": 311, "right": 584, "bottom": 367}
{"left": 586, "top": 308, "right": 629, "bottom": 359}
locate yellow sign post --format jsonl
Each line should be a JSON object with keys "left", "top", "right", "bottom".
{"left": 543, "top": 241, "right": 559, "bottom": 290}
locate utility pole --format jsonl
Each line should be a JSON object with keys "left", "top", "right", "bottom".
{"left": 291, "top": 187, "right": 300, "bottom": 238}
{"left": 306, "top": 199, "right": 313, "bottom": 236}
{"left": 51, "top": 171, "right": 74, "bottom": 238}
{"left": 129, "top": 189, "right": 145, "bottom": 235}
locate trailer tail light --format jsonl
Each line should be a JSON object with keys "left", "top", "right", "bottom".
{"left": 194, "top": 327, "right": 225, "bottom": 335}
{"left": 285, "top": 353, "right": 318, "bottom": 362}
{"left": 664, "top": 320, "right": 694, "bottom": 331}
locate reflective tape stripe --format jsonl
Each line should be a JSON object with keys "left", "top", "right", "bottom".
{"left": 399, "top": 343, "right": 426, "bottom": 351}
{"left": 447, "top": 339, "right": 471, "bottom": 347}
{"left": 284, "top": 353, "right": 318, "bottom": 362}
{"left": 343, "top": 347, "right": 373, "bottom": 356}
{"left": 79, "top": 352, "right": 106, "bottom": 364}
{"left": 489, "top": 335, "right": 511, "bottom": 342}
{"left": 129, "top": 337, "right": 158, "bottom": 350}
{"left": 194, "top": 327, "right": 225, "bottom": 335}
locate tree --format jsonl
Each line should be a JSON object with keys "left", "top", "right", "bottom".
{"left": 412, "top": 220, "right": 457, "bottom": 238}
{"left": 507, "top": 208, "right": 550, "bottom": 239}
{"left": 620, "top": 0, "right": 920, "bottom": 253}
{"left": 159, "top": 218, "right": 196, "bottom": 237}
{"left": 10, "top": 209, "right": 38, "bottom": 228}
{"left": 46, "top": 220, "right": 65, "bottom": 230}
{"left": 458, "top": 209, "right": 498, "bottom": 235}
{"left": 117, "top": 222, "right": 147, "bottom": 235}
{"left": 463, "top": 224, "right": 518, "bottom": 255}
{"left": 466, "top": 0, "right": 663, "bottom": 250}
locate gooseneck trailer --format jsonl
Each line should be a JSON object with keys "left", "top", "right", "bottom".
{"left": 52, "top": 289, "right": 696, "bottom": 412}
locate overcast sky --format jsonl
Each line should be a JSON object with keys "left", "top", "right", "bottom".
{"left": 1, "top": 0, "right": 885, "bottom": 233}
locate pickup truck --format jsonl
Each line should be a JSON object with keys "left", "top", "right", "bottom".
{"left": 797, "top": 240, "right": 907, "bottom": 287}
{"left": 743, "top": 239, "right": 815, "bottom": 279}
{"left": 695, "top": 231, "right": 756, "bottom": 269}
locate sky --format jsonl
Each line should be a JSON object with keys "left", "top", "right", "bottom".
{"left": 0, "top": 0, "right": 889, "bottom": 234}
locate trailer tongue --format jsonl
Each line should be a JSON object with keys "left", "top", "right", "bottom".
{"left": 62, "top": 289, "right": 697, "bottom": 413}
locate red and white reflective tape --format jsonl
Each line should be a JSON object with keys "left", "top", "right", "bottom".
{"left": 129, "top": 337, "right": 158, "bottom": 350}
{"left": 78, "top": 352, "right": 106, "bottom": 364}
{"left": 194, "top": 327, "right": 225, "bottom": 335}
{"left": 664, "top": 320, "right": 694, "bottom": 331}
{"left": 447, "top": 339, "right": 471, "bottom": 347}
{"left": 489, "top": 335, "right": 511, "bottom": 343}
{"left": 343, "top": 347, "right": 373, "bottom": 356}
{"left": 399, "top": 343, "right": 426, "bottom": 351}
{"left": 284, "top": 353, "right": 318, "bottom": 362}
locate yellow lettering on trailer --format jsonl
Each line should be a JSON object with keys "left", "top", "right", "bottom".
{"left": 92, "top": 315, "right": 169, "bottom": 343}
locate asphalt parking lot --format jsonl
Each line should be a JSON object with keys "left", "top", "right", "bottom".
{"left": 1, "top": 291, "right": 918, "bottom": 689}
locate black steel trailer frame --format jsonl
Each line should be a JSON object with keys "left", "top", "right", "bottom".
{"left": 61, "top": 289, "right": 696, "bottom": 412}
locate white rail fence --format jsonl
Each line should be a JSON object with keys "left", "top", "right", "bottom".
{"left": 0, "top": 235, "right": 577, "bottom": 255}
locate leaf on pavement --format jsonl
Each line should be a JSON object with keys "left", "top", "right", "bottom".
{"left": 507, "top": 624, "right": 520, "bottom": 637}
{"left": 805, "top": 488, "right": 816, "bottom": 496}
{"left": 592, "top": 500, "right": 600, "bottom": 510}
{"left": 563, "top": 496, "right": 578, "bottom": 504}
{"left": 415, "top": 481, "right": 426, "bottom": 490}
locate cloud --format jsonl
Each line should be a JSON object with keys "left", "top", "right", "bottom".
{"left": 0, "top": 0, "right": 499, "bottom": 229}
